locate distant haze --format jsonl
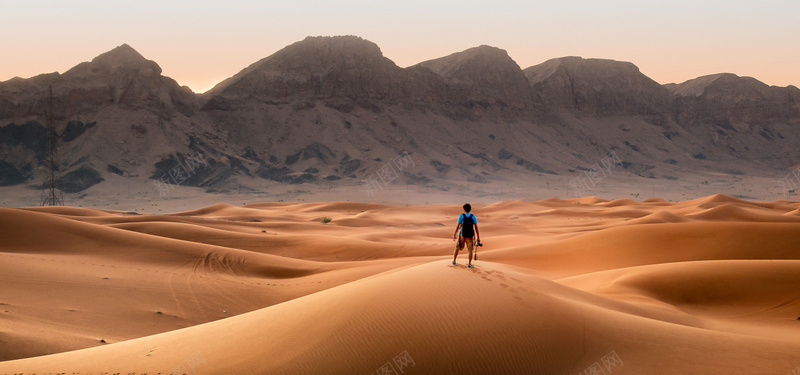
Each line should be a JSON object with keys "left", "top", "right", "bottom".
{"left": 2, "top": 0, "right": 798, "bottom": 93}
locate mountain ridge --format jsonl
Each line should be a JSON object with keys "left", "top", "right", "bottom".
{"left": 0, "top": 36, "right": 799, "bottom": 196}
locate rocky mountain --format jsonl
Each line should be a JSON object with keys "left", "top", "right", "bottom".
{"left": 0, "top": 44, "right": 195, "bottom": 119}
{"left": 0, "top": 44, "right": 230, "bottom": 191}
{"left": 202, "top": 37, "right": 528, "bottom": 116}
{"left": 203, "top": 36, "right": 410, "bottom": 112}
{"left": 413, "top": 45, "right": 533, "bottom": 111}
{"left": 1, "top": 36, "right": 799, "bottom": 197}
{"left": 666, "top": 73, "right": 800, "bottom": 124}
{"left": 524, "top": 56, "right": 672, "bottom": 116}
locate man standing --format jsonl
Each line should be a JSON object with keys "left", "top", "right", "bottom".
{"left": 453, "top": 203, "right": 480, "bottom": 268}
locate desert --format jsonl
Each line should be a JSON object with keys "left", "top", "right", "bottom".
{"left": 0, "top": 193, "right": 799, "bottom": 374}
{"left": 2, "top": 6, "right": 800, "bottom": 372}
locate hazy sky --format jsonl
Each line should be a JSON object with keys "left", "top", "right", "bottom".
{"left": 2, "top": 0, "right": 798, "bottom": 93}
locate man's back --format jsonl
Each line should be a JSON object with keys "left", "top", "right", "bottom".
{"left": 459, "top": 212, "right": 476, "bottom": 238}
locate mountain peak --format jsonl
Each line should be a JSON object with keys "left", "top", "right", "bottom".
{"left": 297, "top": 35, "right": 382, "bottom": 52}
{"left": 414, "top": 45, "right": 519, "bottom": 78}
{"left": 408, "top": 45, "right": 531, "bottom": 109}
{"left": 63, "top": 43, "right": 161, "bottom": 78}
{"left": 524, "top": 56, "right": 641, "bottom": 85}
{"left": 666, "top": 73, "right": 773, "bottom": 98}
{"left": 94, "top": 44, "right": 151, "bottom": 67}
{"left": 203, "top": 35, "right": 404, "bottom": 105}
{"left": 267, "top": 35, "right": 390, "bottom": 71}
{"left": 523, "top": 56, "right": 669, "bottom": 115}
{"left": 105, "top": 43, "right": 144, "bottom": 59}
{"left": 461, "top": 45, "right": 511, "bottom": 58}
{"left": 669, "top": 72, "right": 800, "bottom": 123}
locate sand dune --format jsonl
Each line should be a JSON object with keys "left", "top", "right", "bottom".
{"left": 1, "top": 195, "right": 800, "bottom": 374}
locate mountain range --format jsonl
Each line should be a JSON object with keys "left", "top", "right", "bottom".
{"left": 1, "top": 35, "right": 799, "bottom": 195}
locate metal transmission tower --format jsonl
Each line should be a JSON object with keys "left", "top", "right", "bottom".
{"left": 40, "top": 85, "right": 64, "bottom": 206}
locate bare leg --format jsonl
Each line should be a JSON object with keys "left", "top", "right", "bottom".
{"left": 466, "top": 237, "right": 474, "bottom": 267}
{"left": 453, "top": 236, "right": 464, "bottom": 264}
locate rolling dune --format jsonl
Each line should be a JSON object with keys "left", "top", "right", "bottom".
{"left": 1, "top": 195, "right": 799, "bottom": 374}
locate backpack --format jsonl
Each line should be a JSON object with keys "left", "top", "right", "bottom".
{"left": 461, "top": 213, "right": 475, "bottom": 238}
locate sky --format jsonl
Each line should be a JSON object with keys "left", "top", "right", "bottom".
{"left": 1, "top": 0, "right": 798, "bottom": 93}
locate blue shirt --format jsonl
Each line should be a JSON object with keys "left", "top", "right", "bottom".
{"left": 457, "top": 213, "right": 477, "bottom": 235}
{"left": 457, "top": 213, "right": 477, "bottom": 224}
